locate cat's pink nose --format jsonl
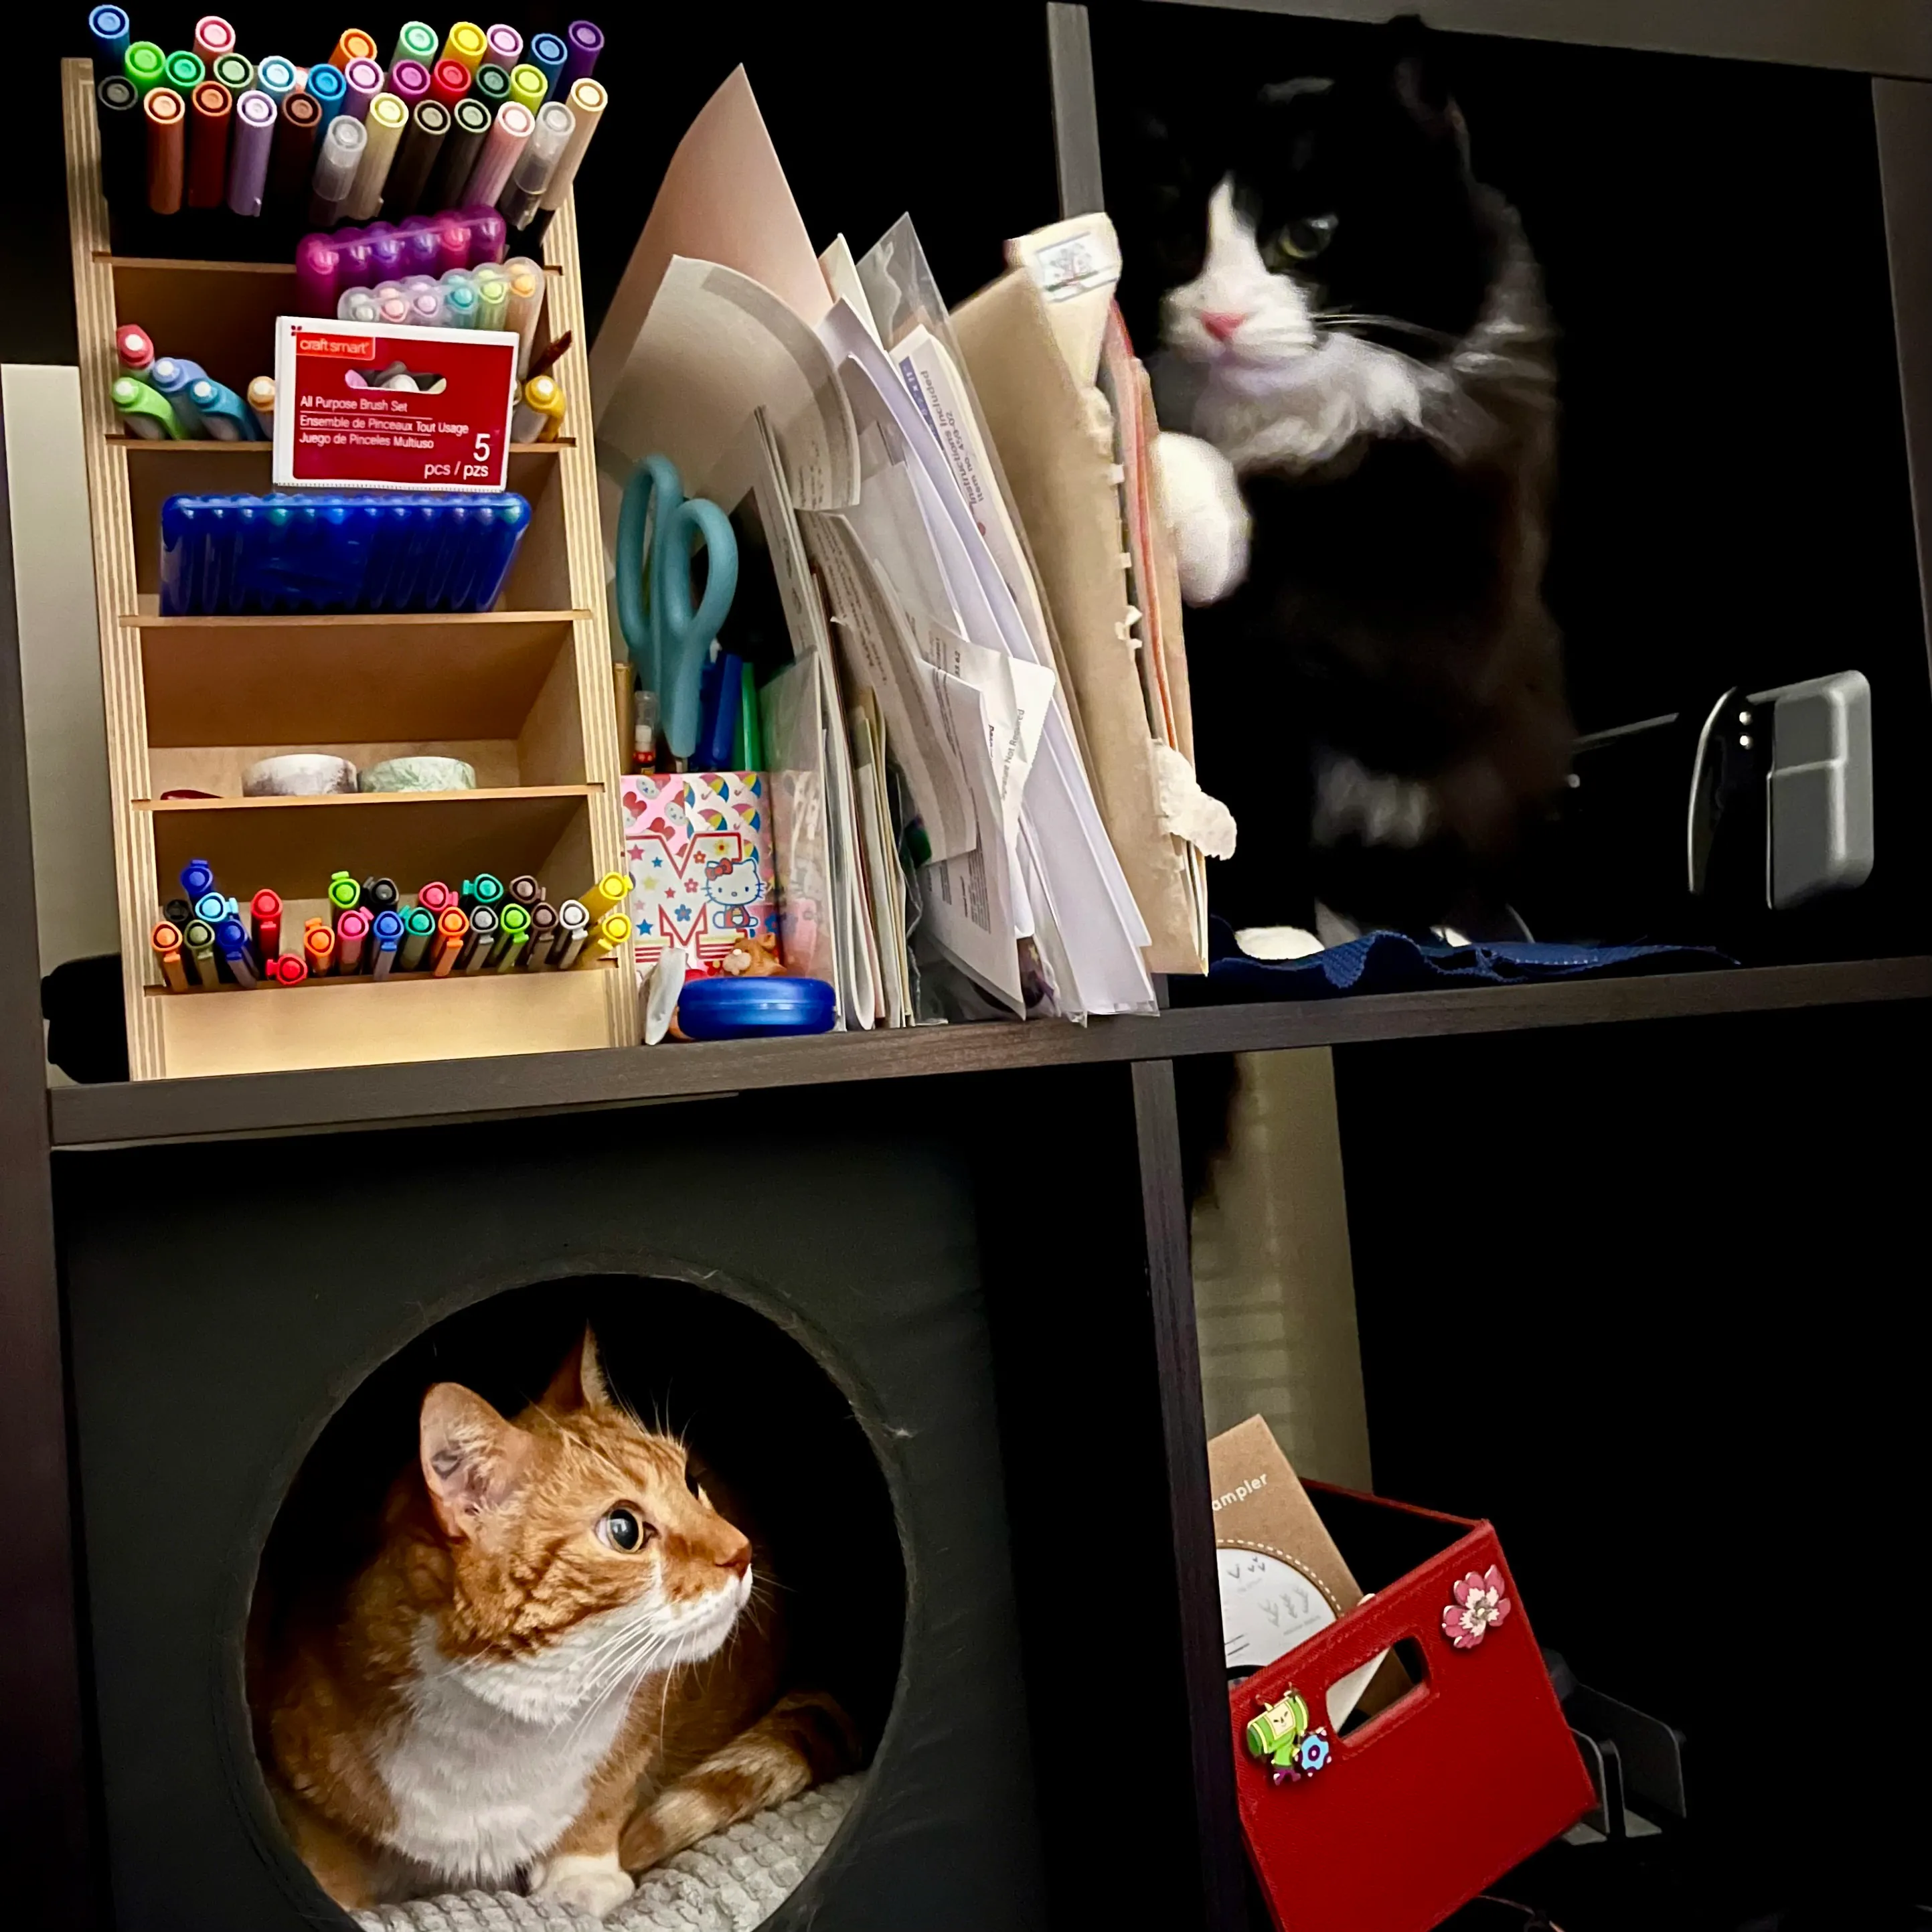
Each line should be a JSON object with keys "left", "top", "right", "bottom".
{"left": 716, "top": 1541, "right": 751, "bottom": 1579}
{"left": 1201, "top": 311, "right": 1246, "bottom": 343}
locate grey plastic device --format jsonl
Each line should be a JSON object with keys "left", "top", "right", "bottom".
{"left": 1688, "top": 670, "right": 1873, "bottom": 910}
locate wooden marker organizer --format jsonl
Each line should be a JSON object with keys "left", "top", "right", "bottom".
{"left": 61, "top": 58, "right": 632, "bottom": 1080}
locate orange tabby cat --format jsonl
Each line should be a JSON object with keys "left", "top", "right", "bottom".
{"left": 256, "top": 1331, "right": 858, "bottom": 1917}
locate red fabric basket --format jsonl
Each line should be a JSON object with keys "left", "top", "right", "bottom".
{"left": 1232, "top": 1485, "right": 1594, "bottom": 1932}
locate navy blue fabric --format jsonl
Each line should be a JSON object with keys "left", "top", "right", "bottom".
{"left": 1196, "top": 920, "right": 1730, "bottom": 999}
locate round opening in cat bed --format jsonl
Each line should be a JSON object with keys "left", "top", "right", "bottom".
{"left": 246, "top": 1275, "right": 904, "bottom": 1927}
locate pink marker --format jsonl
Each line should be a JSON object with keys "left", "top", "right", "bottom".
{"left": 115, "top": 322, "right": 155, "bottom": 376}
{"left": 484, "top": 23, "right": 521, "bottom": 70}
{"left": 460, "top": 100, "right": 531, "bottom": 208}
{"left": 343, "top": 56, "right": 383, "bottom": 120}
{"left": 336, "top": 906, "right": 371, "bottom": 973}
{"left": 390, "top": 57, "right": 432, "bottom": 107}
{"left": 193, "top": 14, "right": 235, "bottom": 64}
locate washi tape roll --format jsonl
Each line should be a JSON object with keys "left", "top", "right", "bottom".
{"left": 357, "top": 756, "right": 476, "bottom": 793}
{"left": 242, "top": 752, "right": 359, "bottom": 795}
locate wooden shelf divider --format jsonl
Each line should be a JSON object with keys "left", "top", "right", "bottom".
{"left": 62, "top": 56, "right": 632, "bottom": 1079}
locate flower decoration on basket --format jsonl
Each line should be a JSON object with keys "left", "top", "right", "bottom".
{"left": 1244, "top": 1687, "right": 1332, "bottom": 1786}
{"left": 1442, "top": 1564, "right": 1514, "bottom": 1649}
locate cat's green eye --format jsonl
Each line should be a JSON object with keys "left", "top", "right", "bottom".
{"left": 597, "top": 1506, "right": 651, "bottom": 1553}
{"left": 1267, "top": 214, "right": 1338, "bottom": 266}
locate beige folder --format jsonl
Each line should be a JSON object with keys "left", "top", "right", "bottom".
{"left": 955, "top": 271, "right": 1218, "bottom": 975}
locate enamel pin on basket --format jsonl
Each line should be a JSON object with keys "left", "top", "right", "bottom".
{"left": 1244, "top": 1687, "right": 1332, "bottom": 1786}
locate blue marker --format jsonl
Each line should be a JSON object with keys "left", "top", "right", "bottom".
{"left": 215, "top": 916, "right": 260, "bottom": 987}
{"left": 255, "top": 56, "right": 297, "bottom": 105}
{"left": 180, "top": 856, "right": 216, "bottom": 900}
{"left": 304, "top": 58, "right": 347, "bottom": 127}
{"left": 371, "top": 908, "right": 405, "bottom": 978}
{"left": 185, "top": 377, "right": 260, "bottom": 442}
{"left": 529, "top": 31, "right": 568, "bottom": 101}
{"left": 149, "top": 357, "right": 209, "bottom": 437}
{"left": 88, "top": 4, "right": 131, "bottom": 68}
{"left": 193, "top": 890, "right": 228, "bottom": 926}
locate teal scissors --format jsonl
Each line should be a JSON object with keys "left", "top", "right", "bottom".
{"left": 615, "top": 454, "right": 739, "bottom": 762}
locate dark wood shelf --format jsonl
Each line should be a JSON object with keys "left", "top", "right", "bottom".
{"left": 48, "top": 955, "right": 1932, "bottom": 1148}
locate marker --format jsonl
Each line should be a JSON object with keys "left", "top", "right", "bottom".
{"left": 503, "top": 873, "right": 542, "bottom": 908}
{"left": 460, "top": 904, "right": 499, "bottom": 971}
{"left": 428, "top": 56, "right": 472, "bottom": 109}
{"left": 125, "top": 41, "right": 166, "bottom": 95}
{"left": 163, "top": 50, "right": 204, "bottom": 97}
{"left": 193, "top": 16, "right": 234, "bottom": 65}
{"left": 144, "top": 85, "right": 185, "bottom": 214}
{"left": 266, "top": 953, "right": 309, "bottom": 985}
{"left": 193, "top": 890, "right": 230, "bottom": 927}
{"left": 563, "top": 21, "right": 604, "bottom": 86}
{"left": 345, "top": 92, "right": 406, "bottom": 221}
{"left": 482, "top": 23, "right": 522, "bottom": 72}
{"left": 426, "top": 97, "right": 490, "bottom": 209}
{"left": 581, "top": 870, "right": 630, "bottom": 919}
{"left": 524, "top": 898, "right": 558, "bottom": 967}
{"left": 90, "top": 5, "right": 131, "bottom": 68}
{"left": 458, "top": 202, "right": 507, "bottom": 262}
{"left": 111, "top": 375, "right": 183, "bottom": 439}
{"left": 394, "top": 21, "right": 438, "bottom": 68}
{"left": 512, "top": 373, "right": 565, "bottom": 444}
{"left": 505, "top": 62, "right": 546, "bottom": 118}
{"left": 527, "top": 31, "right": 567, "bottom": 101}
{"left": 212, "top": 52, "right": 252, "bottom": 96}
{"left": 471, "top": 61, "right": 511, "bottom": 113}
{"left": 330, "top": 29, "right": 378, "bottom": 68}
{"left": 216, "top": 916, "right": 260, "bottom": 985}
{"left": 372, "top": 908, "right": 406, "bottom": 977}
{"left": 309, "top": 114, "right": 366, "bottom": 226}
{"left": 327, "top": 870, "right": 362, "bottom": 918}
{"left": 400, "top": 905, "right": 436, "bottom": 969}
{"left": 552, "top": 897, "right": 590, "bottom": 968}
{"left": 389, "top": 58, "right": 432, "bottom": 109}
{"left": 250, "top": 887, "right": 282, "bottom": 959}
{"left": 578, "top": 910, "right": 631, "bottom": 966}
{"left": 185, "top": 376, "right": 256, "bottom": 440}
{"left": 254, "top": 56, "right": 297, "bottom": 105}
{"left": 302, "top": 58, "right": 346, "bottom": 128}
{"left": 416, "top": 880, "right": 455, "bottom": 916}
{"left": 498, "top": 98, "right": 571, "bottom": 230}
{"left": 440, "top": 272, "right": 479, "bottom": 328}
{"left": 228, "top": 88, "right": 276, "bottom": 217}
{"left": 540, "top": 77, "right": 605, "bottom": 214}
{"left": 442, "top": 21, "right": 488, "bottom": 76}
{"left": 180, "top": 856, "right": 216, "bottom": 899}
{"left": 463, "top": 100, "right": 532, "bottom": 209}
{"left": 460, "top": 872, "right": 503, "bottom": 914}
{"left": 246, "top": 376, "right": 274, "bottom": 436}
{"left": 163, "top": 896, "right": 193, "bottom": 929}
{"left": 151, "top": 920, "right": 190, "bottom": 991}
{"left": 337, "top": 906, "right": 371, "bottom": 973}
{"left": 266, "top": 91, "right": 322, "bottom": 212}
{"left": 184, "top": 917, "right": 218, "bottom": 983}
{"left": 493, "top": 903, "right": 531, "bottom": 969}
{"left": 431, "top": 907, "right": 468, "bottom": 975}
{"left": 343, "top": 56, "right": 383, "bottom": 122}
{"left": 504, "top": 256, "right": 544, "bottom": 374}
{"left": 147, "top": 355, "right": 204, "bottom": 433}
{"left": 303, "top": 918, "right": 336, "bottom": 975}
{"left": 361, "top": 876, "right": 400, "bottom": 916}
{"left": 96, "top": 74, "right": 145, "bottom": 210}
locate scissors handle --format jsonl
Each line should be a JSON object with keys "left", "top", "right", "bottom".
{"left": 614, "top": 453, "right": 680, "bottom": 700}
{"left": 658, "top": 495, "right": 738, "bottom": 760}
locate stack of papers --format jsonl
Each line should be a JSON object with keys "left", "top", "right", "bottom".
{"left": 593, "top": 68, "right": 1205, "bottom": 1027}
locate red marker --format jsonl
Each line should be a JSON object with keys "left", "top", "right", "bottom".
{"left": 250, "top": 886, "right": 282, "bottom": 961}
{"left": 303, "top": 917, "right": 337, "bottom": 977}
{"left": 428, "top": 57, "right": 471, "bottom": 106}
{"left": 116, "top": 323, "right": 155, "bottom": 376}
{"left": 337, "top": 906, "right": 372, "bottom": 974}
{"left": 430, "top": 907, "right": 467, "bottom": 977}
{"left": 266, "top": 954, "right": 309, "bottom": 985}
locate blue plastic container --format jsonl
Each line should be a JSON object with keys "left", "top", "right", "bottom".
{"left": 676, "top": 976, "right": 837, "bottom": 1040}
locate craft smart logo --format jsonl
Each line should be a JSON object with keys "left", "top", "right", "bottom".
{"left": 297, "top": 333, "right": 374, "bottom": 360}
{"left": 1212, "top": 1471, "right": 1271, "bottom": 1513}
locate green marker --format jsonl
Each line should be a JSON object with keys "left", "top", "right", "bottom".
{"left": 110, "top": 376, "right": 185, "bottom": 441}
{"left": 393, "top": 20, "right": 438, "bottom": 67}
{"left": 163, "top": 49, "right": 204, "bottom": 94}
{"left": 460, "top": 872, "right": 503, "bottom": 914}
{"left": 183, "top": 918, "right": 218, "bottom": 985}
{"left": 471, "top": 62, "right": 510, "bottom": 110}
{"left": 327, "top": 871, "right": 361, "bottom": 920}
{"left": 493, "top": 902, "right": 530, "bottom": 969}
{"left": 124, "top": 40, "right": 166, "bottom": 94}
{"left": 400, "top": 906, "right": 436, "bottom": 971}
{"left": 212, "top": 52, "right": 253, "bottom": 95}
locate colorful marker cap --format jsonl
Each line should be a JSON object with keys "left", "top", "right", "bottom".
{"left": 405, "top": 906, "right": 436, "bottom": 936}
{"left": 395, "top": 21, "right": 438, "bottom": 66}
{"left": 90, "top": 6, "right": 132, "bottom": 64}
{"left": 499, "top": 902, "right": 531, "bottom": 937}
{"left": 268, "top": 954, "right": 309, "bottom": 983}
{"left": 255, "top": 56, "right": 297, "bottom": 101}
{"left": 116, "top": 322, "right": 155, "bottom": 372}
{"left": 442, "top": 21, "right": 488, "bottom": 74}
{"left": 193, "top": 16, "right": 236, "bottom": 63}
{"left": 304, "top": 60, "right": 347, "bottom": 120}
{"left": 563, "top": 19, "right": 603, "bottom": 84}
{"left": 163, "top": 50, "right": 205, "bottom": 94}
{"left": 331, "top": 28, "right": 378, "bottom": 68}
{"left": 328, "top": 870, "right": 361, "bottom": 910}
{"left": 181, "top": 857, "right": 215, "bottom": 896}
{"left": 506, "top": 63, "right": 546, "bottom": 114}
{"left": 472, "top": 62, "right": 511, "bottom": 108}
{"left": 430, "top": 58, "right": 472, "bottom": 108}
{"left": 528, "top": 31, "right": 567, "bottom": 98}
{"left": 212, "top": 51, "right": 252, "bottom": 93}
{"left": 485, "top": 23, "right": 522, "bottom": 69}
{"left": 390, "top": 58, "right": 432, "bottom": 104}
{"left": 125, "top": 41, "right": 166, "bottom": 93}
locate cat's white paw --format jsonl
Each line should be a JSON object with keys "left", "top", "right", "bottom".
{"left": 530, "top": 1851, "right": 635, "bottom": 1919}
{"left": 1155, "top": 431, "right": 1251, "bottom": 606}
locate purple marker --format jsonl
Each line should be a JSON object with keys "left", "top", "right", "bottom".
{"left": 343, "top": 56, "right": 382, "bottom": 120}
{"left": 389, "top": 58, "right": 432, "bottom": 108}
{"left": 562, "top": 20, "right": 602, "bottom": 85}
{"left": 227, "top": 88, "right": 276, "bottom": 215}
{"left": 398, "top": 214, "right": 441, "bottom": 276}
{"left": 484, "top": 23, "right": 521, "bottom": 70}
{"left": 366, "top": 224, "right": 407, "bottom": 280}
{"left": 295, "top": 232, "right": 341, "bottom": 314}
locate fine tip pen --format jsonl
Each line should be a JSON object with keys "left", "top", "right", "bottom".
{"left": 212, "top": 52, "right": 252, "bottom": 98}
{"left": 303, "top": 918, "right": 337, "bottom": 976}
{"left": 303, "top": 59, "right": 347, "bottom": 128}
{"left": 581, "top": 870, "right": 630, "bottom": 920}
{"left": 254, "top": 56, "right": 297, "bottom": 106}
{"left": 386, "top": 97, "right": 450, "bottom": 217}
{"left": 578, "top": 910, "right": 631, "bottom": 967}
{"left": 431, "top": 907, "right": 469, "bottom": 975}
{"left": 342, "top": 56, "right": 383, "bottom": 121}
{"left": 551, "top": 898, "right": 590, "bottom": 969}
{"left": 498, "top": 98, "right": 572, "bottom": 232}
{"left": 151, "top": 921, "right": 190, "bottom": 991}
{"left": 163, "top": 51, "right": 205, "bottom": 98}
{"left": 426, "top": 96, "right": 491, "bottom": 210}
{"left": 96, "top": 74, "right": 145, "bottom": 212}
{"left": 112, "top": 376, "right": 185, "bottom": 440}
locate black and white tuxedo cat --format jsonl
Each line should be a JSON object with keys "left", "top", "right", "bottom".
{"left": 1147, "top": 27, "right": 1573, "bottom": 941}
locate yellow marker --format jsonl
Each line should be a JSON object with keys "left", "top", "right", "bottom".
{"left": 577, "top": 910, "right": 631, "bottom": 966}
{"left": 580, "top": 870, "right": 629, "bottom": 920}
{"left": 511, "top": 373, "right": 566, "bottom": 444}
{"left": 440, "top": 20, "right": 487, "bottom": 74}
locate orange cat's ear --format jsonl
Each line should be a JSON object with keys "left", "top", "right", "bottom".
{"left": 420, "top": 1384, "right": 535, "bottom": 1540}
{"left": 541, "top": 1326, "right": 615, "bottom": 1414}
